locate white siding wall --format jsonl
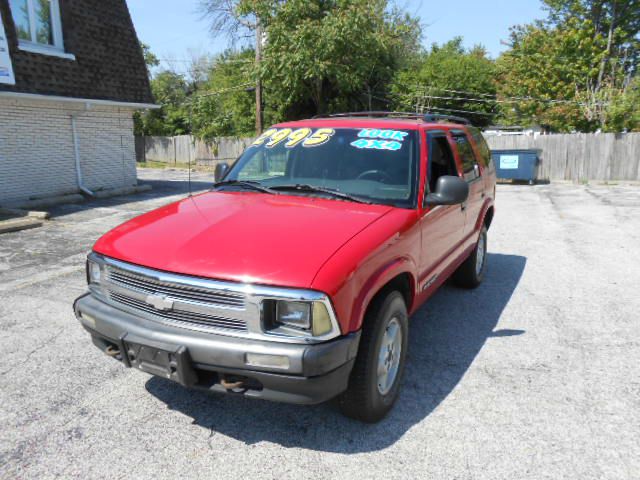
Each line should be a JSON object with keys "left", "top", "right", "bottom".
{"left": 0, "top": 97, "right": 138, "bottom": 205}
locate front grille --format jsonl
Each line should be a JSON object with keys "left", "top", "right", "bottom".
{"left": 110, "top": 292, "right": 248, "bottom": 332}
{"left": 107, "top": 267, "right": 245, "bottom": 308}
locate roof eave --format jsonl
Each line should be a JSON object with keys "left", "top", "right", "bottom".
{"left": 0, "top": 90, "right": 160, "bottom": 109}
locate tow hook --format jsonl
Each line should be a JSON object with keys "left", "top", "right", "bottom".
{"left": 220, "top": 377, "right": 247, "bottom": 392}
{"left": 220, "top": 378, "right": 244, "bottom": 389}
{"left": 105, "top": 345, "right": 120, "bottom": 358}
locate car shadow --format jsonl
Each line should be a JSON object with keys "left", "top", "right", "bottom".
{"left": 145, "top": 252, "right": 526, "bottom": 453}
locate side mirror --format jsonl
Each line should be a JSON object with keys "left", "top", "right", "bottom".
{"left": 425, "top": 176, "right": 469, "bottom": 206}
{"left": 214, "top": 162, "right": 229, "bottom": 182}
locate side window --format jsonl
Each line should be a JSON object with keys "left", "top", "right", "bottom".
{"left": 427, "top": 133, "right": 458, "bottom": 193}
{"left": 237, "top": 149, "right": 289, "bottom": 181}
{"left": 468, "top": 127, "right": 491, "bottom": 167}
{"left": 451, "top": 130, "right": 479, "bottom": 182}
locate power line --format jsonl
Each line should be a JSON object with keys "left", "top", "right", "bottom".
{"left": 158, "top": 57, "right": 254, "bottom": 64}
{"left": 193, "top": 83, "right": 254, "bottom": 99}
{"left": 405, "top": 85, "right": 604, "bottom": 106}
{"left": 424, "top": 106, "right": 497, "bottom": 117}
{"left": 404, "top": 93, "right": 503, "bottom": 104}
{"left": 370, "top": 93, "right": 497, "bottom": 117}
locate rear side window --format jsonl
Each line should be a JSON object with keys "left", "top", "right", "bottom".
{"left": 468, "top": 127, "right": 491, "bottom": 167}
{"left": 451, "top": 131, "right": 478, "bottom": 181}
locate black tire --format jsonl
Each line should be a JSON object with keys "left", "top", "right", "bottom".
{"left": 453, "top": 226, "right": 488, "bottom": 289}
{"left": 338, "top": 291, "right": 408, "bottom": 423}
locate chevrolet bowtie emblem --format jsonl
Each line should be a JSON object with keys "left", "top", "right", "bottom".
{"left": 145, "top": 294, "right": 174, "bottom": 311}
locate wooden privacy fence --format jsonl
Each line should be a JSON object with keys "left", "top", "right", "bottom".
{"left": 485, "top": 133, "right": 640, "bottom": 182}
{"left": 136, "top": 133, "right": 640, "bottom": 182}
{"left": 135, "top": 135, "right": 253, "bottom": 168}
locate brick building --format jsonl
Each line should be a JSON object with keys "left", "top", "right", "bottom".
{"left": 0, "top": 0, "right": 155, "bottom": 206}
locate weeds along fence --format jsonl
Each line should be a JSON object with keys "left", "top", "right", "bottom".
{"left": 136, "top": 133, "right": 640, "bottom": 182}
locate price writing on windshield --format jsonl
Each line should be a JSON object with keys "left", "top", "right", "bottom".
{"left": 357, "top": 129, "right": 409, "bottom": 141}
{"left": 252, "top": 128, "right": 336, "bottom": 148}
{"left": 351, "top": 139, "right": 403, "bottom": 151}
{"left": 350, "top": 129, "right": 409, "bottom": 151}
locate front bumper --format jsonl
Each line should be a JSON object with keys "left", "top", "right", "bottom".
{"left": 74, "top": 293, "right": 360, "bottom": 404}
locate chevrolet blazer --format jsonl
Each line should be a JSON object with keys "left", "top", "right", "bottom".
{"left": 74, "top": 112, "right": 496, "bottom": 422}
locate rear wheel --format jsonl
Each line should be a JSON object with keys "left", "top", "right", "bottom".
{"left": 453, "top": 226, "right": 488, "bottom": 289}
{"left": 338, "top": 291, "right": 408, "bottom": 423}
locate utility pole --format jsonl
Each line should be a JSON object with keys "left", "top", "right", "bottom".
{"left": 255, "top": 21, "right": 264, "bottom": 135}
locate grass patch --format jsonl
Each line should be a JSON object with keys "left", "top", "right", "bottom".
{"left": 136, "top": 161, "right": 216, "bottom": 171}
{"left": 137, "top": 160, "right": 191, "bottom": 169}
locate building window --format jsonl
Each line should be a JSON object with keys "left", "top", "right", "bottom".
{"left": 9, "top": 0, "right": 71, "bottom": 58}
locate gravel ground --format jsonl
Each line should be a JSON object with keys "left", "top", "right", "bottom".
{"left": 0, "top": 170, "right": 639, "bottom": 480}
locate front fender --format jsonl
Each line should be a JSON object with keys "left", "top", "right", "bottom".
{"left": 310, "top": 209, "right": 421, "bottom": 335}
{"left": 348, "top": 257, "right": 417, "bottom": 332}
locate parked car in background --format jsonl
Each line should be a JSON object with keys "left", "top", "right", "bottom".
{"left": 74, "top": 112, "right": 496, "bottom": 422}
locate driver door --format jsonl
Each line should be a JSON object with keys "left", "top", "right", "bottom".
{"left": 419, "top": 130, "right": 467, "bottom": 292}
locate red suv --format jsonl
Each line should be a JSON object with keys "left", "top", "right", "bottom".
{"left": 74, "top": 112, "right": 496, "bottom": 422}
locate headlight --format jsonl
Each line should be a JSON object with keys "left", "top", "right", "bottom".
{"left": 87, "top": 259, "right": 102, "bottom": 284}
{"left": 267, "top": 299, "right": 335, "bottom": 338}
{"left": 276, "top": 301, "right": 311, "bottom": 330}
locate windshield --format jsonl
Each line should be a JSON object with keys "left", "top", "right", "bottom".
{"left": 224, "top": 127, "right": 419, "bottom": 207}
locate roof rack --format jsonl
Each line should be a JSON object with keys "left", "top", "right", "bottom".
{"left": 422, "top": 113, "right": 470, "bottom": 125}
{"left": 314, "top": 111, "right": 470, "bottom": 125}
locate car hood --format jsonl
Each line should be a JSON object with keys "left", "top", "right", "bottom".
{"left": 93, "top": 191, "right": 393, "bottom": 288}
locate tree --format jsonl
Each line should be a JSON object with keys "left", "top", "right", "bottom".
{"left": 496, "top": 0, "right": 639, "bottom": 132}
{"left": 136, "top": 70, "right": 191, "bottom": 136}
{"left": 390, "top": 38, "right": 497, "bottom": 126}
{"left": 199, "top": 0, "right": 279, "bottom": 133}
{"left": 260, "top": 0, "right": 420, "bottom": 119}
{"left": 605, "top": 75, "right": 640, "bottom": 131}
{"left": 190, "top": 49, "right": 258, "bottom": 139}
{"left": 140, "top": 42, "right": 160, "bottom": 72}
{"left": 134, "top": 43, "right": 162, "bottom": 136}
{"left": 543, "top": 0, "right": 639, "bottom": 79}
{"left": 496, "top": 20, "right": 608, "bottom": 131}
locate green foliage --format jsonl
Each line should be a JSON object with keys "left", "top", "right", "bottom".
{"left": 140, "top": 42, "right": 160, "bottom": 71}
{"left": 542, "top": 0, "right": 640, "bottom": 43}
{"left": 496, "top": 20, "right": 607, "bottom": 131}
{"left": 140, "top": 0, "right": 639, "bottom": 135}
{"left": 260, "top": 0, "right": 421, "bottom": 119}
{"left": 390, "top": 38, "right": 497, "bottom": 126}
{"left": 135, "top": 70, "right": 191, "bottom": 136}
{"left": 496, "top": 0, "right": 640, "bottom": 132}
{"left": 190, "top": 50, "right": 258, "bottom": 139}
{"left": 604, "top": 76, "right": 640, "bottom": 132}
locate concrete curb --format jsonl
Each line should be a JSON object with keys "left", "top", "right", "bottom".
{"left": 2, "top": 185, "right": 153, "bottom": 210}
{"left": 0, "top": 217, "right": 43, "bottom": 234}
{"left": 93, "top": 184, "right": 152, "bottom": 199}
{"left": 0, "top": 207, "right": 50, "bottom": 220}
{"left": 6, "top": 194, "right": 85, "bottom": 210}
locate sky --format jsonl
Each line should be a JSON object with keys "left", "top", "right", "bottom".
{"left": 126, "top": 0, "right": 546, "bottom": 74}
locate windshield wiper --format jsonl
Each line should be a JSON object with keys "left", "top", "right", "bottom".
{"left": 269, "top": 184, "right": 372, "bottom": 204}
{"left": 212, "top": 180, "right": 276, "bottom": 194}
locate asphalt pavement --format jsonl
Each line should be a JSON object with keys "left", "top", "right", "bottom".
{"left": 1, "top": 170, "right": 638, "bottom": 479}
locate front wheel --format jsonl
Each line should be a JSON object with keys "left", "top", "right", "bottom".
{"left": 338, "top": 291, "right": 408, "bottom": 423}
{"left": 453, "top": 226, "right": 488, "bottom": 289}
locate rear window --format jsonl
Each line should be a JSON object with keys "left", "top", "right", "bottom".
{"left": 451, "top": 130, "right": 477, "bottom": 180}
{"left": 227, "top": 127, "right": 419, "bottom": 208}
